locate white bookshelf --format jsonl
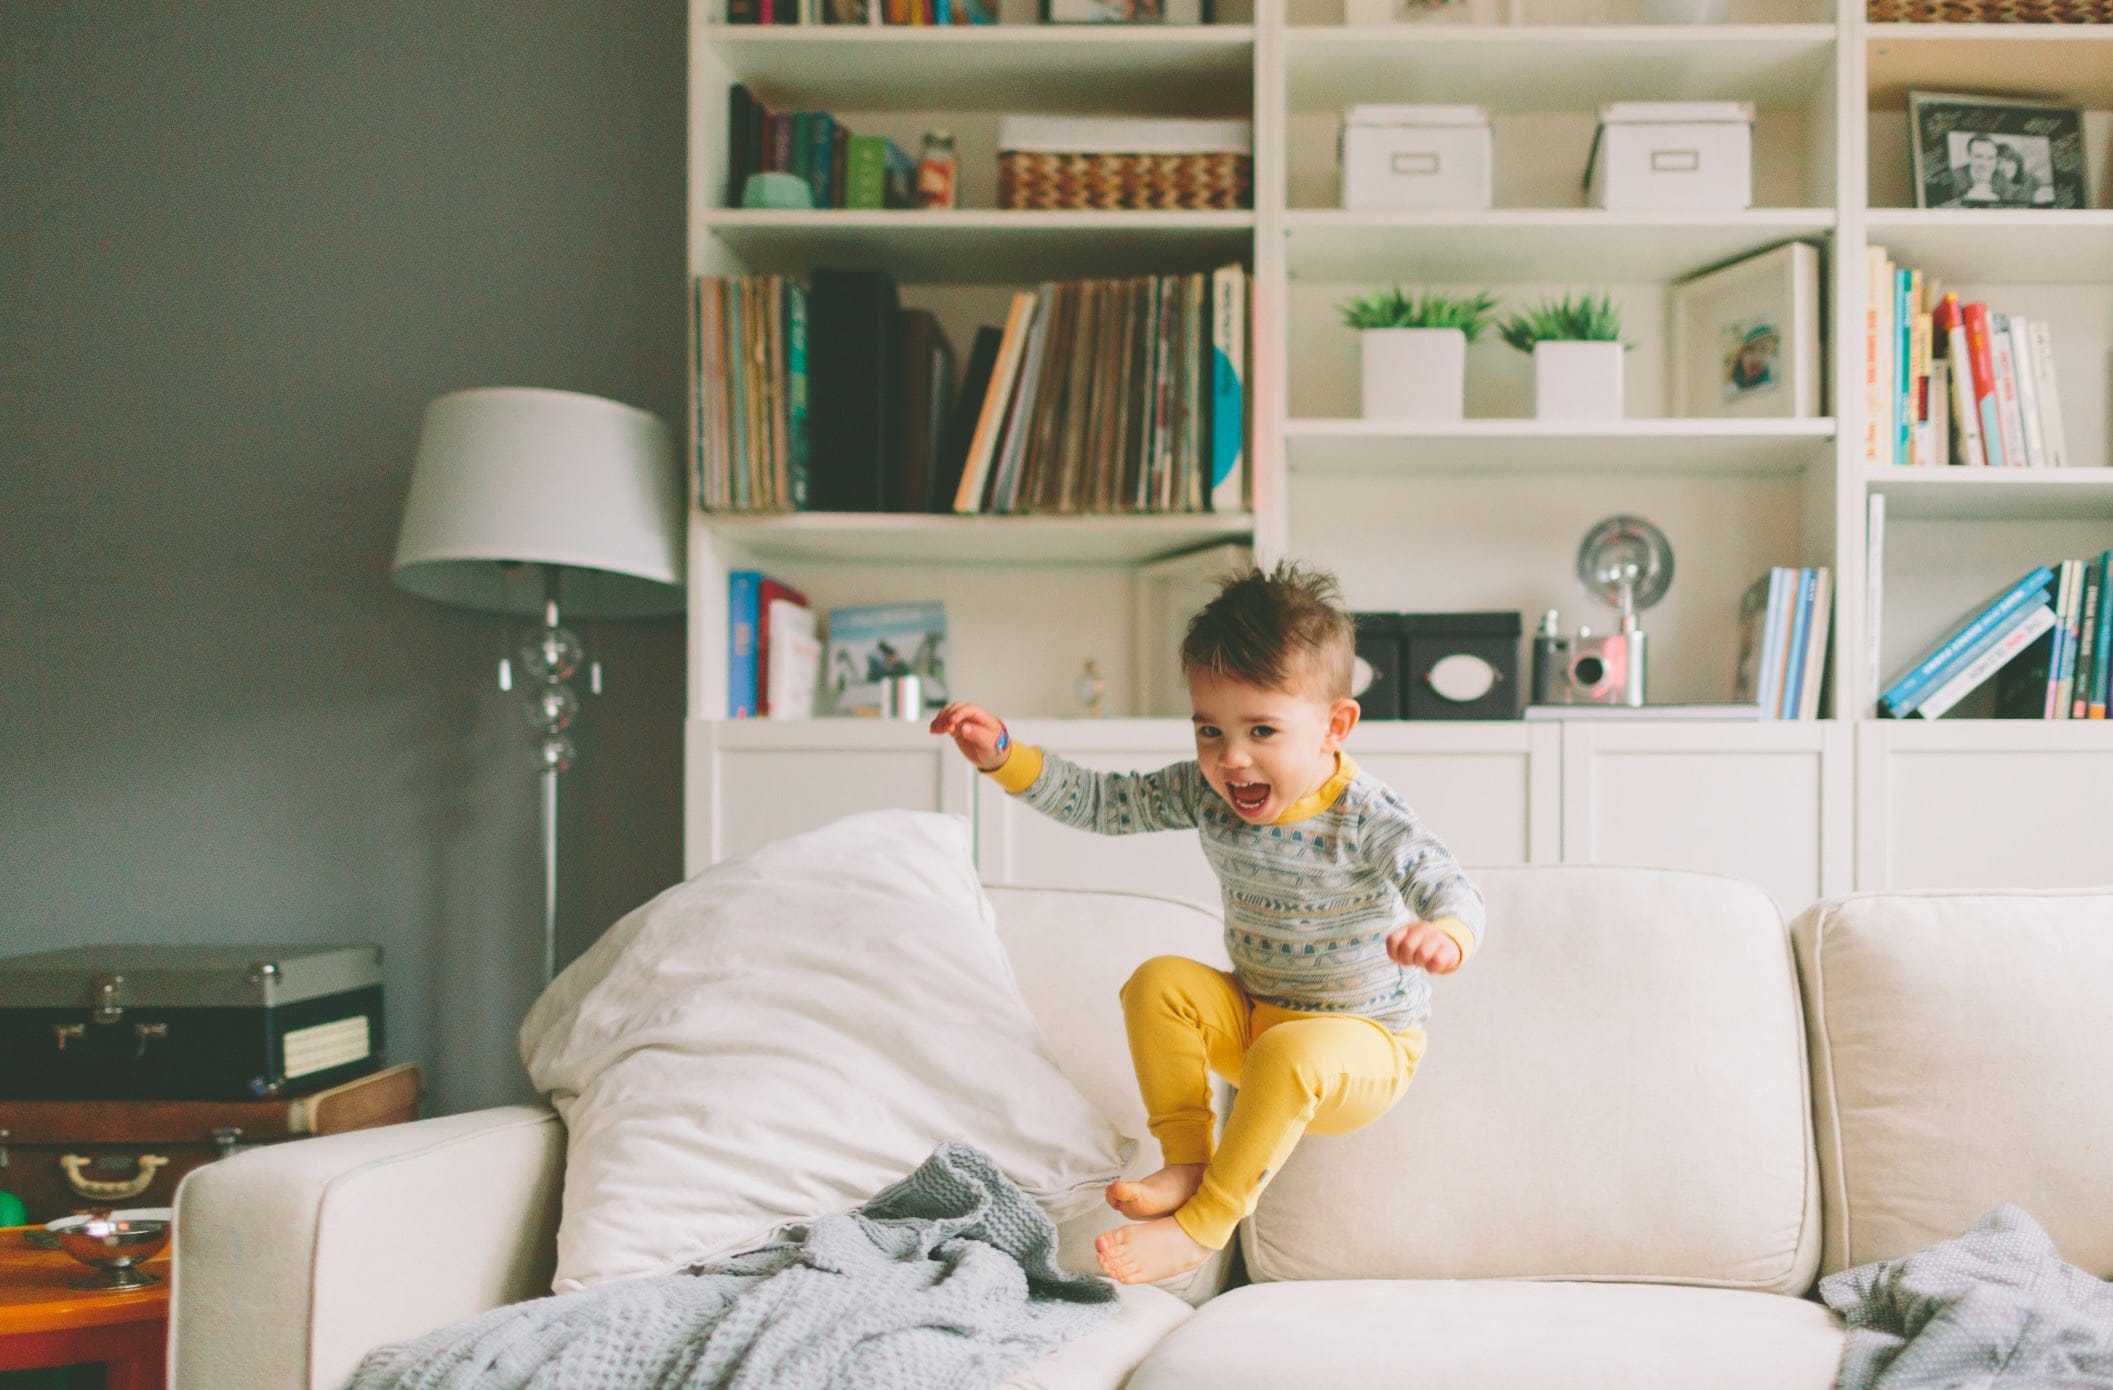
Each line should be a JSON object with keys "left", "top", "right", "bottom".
{"left": 686, "top": 0, "right": 2113, "bottom": 728}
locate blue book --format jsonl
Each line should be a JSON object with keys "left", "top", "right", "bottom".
{"left": 1779, "top": 569, "right": 1815, "bottom": 720}
{"left": 1879, "top": 565, "right": 2057, "bottom": 718}
{"left": 1895, "top": 270, "right": 1911, "bottom": 469}
{"left": 805, "top": 114, "right": 834, "bottom": 212}
{"left": 2093, "top": 550, "right": 2113, "bottom": 717}
{"left": 728, "top": 570, "right": 763, "bottom": 718}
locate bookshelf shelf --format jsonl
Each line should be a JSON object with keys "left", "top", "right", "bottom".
{"left": 699, "top": 209, "right": 1256, "bottom": 282}
{"left": 1864, "top": 468, "right": 2113, "bottom": 521}
{"left": 701, "top": 25, "right": 1257, "bottom": 113}
{"left": 1287, "top": 418, "right": 1837, "bottom": 476}
{"left": 703, "top": 510, "right": 1255, "bottom": 564}
{"left": 1860, "top": 211, "right": 2113, "bottom": 285}
{"left": 1283, "top": 25, "right": 1838, "bottom": 109}
{"left": 1866, "top": 25, "right": 2113, "bottom": 110}
{"left": 1281, "top": 209, "right": 1838, "bottom": 282}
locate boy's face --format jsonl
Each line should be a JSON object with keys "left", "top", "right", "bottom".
{"left": 1188, "top": 667, "right": 1360, "bottom": 824}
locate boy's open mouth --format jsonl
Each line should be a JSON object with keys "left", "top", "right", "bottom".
{"left": 1227, "top": 781, "right": 1271, "bottom": 816}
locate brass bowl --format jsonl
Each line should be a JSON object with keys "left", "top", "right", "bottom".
{"left": 45, "top": 1209, "right": 172, "bottom": 1290}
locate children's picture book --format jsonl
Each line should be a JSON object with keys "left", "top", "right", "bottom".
{"left": 825, "top": 601, "right": 947, "bottom": 716}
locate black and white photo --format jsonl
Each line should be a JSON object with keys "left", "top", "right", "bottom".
{"left": 1910, "top": 92, "right": 2085, "bottom": 210}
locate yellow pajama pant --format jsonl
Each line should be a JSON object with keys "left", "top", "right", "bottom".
{"left": 1120, "top": 954, "right": 1426, "bottom": 1253}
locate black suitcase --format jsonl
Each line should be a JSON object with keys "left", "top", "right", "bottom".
{"left": 0, "top": 944, "right": 384, "bottom": 1101}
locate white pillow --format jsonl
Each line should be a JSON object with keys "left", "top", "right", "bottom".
{"left": 519, "top": 809, "right": 1135, "bottom": 1292}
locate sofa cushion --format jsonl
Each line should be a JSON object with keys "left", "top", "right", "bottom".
{"left": 1245, "top": 866, "right": 1819, "bottom": 1292}
{"left": 987, "top": 885, "right": 1236, "bottom": 1306}
{"left": 1123, "top": 1281, "right": 1845, "bottom": 1390}
{"left": 1792, "top": 887, "right": 2113, "bottom": 1277}
{"left": 518, "top": 811, "right": 1133, "bottom": 1291}
{"left": 997, "top": 1283, "right": 1192, "bottom": 1390}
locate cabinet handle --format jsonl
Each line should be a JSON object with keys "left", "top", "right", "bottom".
{"left": 59, "top": 1153, "right": 169, "bottom": 1201}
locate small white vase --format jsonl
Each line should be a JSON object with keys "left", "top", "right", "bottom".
{"left": 1533, "top": 340, "right": 1624, "bottom": 421}
{"left": 1361, "top": 327, "right": 1467, "bottom": 422}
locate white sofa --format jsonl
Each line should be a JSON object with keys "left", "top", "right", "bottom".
{"left": 170, "top": 869, "right": 2113, "bottom": 1390}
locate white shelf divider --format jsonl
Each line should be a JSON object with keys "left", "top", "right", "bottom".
{"left": 702, "top": 511, "right": 1257, "bottom": 565}
{"left": 1283, "top": 209, "right": 1837, "bottom": 283}
{"left": 699, "top": 209, "right": 1256, "bottom": 282}
{"left": 1861, "top": 210, "right": 2113, "bottom": 285}
{"left": 1288, "top": 417, "right": 1838, "bottom": 476}
{"left": 1864, "top": 468, "right": 2113, "bottom": 521}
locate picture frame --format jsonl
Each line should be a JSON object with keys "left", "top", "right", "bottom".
{"left": 824, "top": 601, "right": 948, "bottom": 717}
{"left": 1670, "top": 241, "right": 1823, "bottom": 420}
{"left": 1040, "top": 0, "right": 1210, "bottom": 22}
{"left": 1908, "top": 91, "right": 2086, "bottom": 210}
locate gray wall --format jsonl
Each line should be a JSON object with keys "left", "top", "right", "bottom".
{"left": 2, "top": 3, "right": 688, "bottom": 1115}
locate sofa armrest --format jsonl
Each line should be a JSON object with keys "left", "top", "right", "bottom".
{"left": 171, "top": 1104, "right": 564, "bottom": 1390}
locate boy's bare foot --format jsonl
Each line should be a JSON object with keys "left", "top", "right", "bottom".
{"left": 1105, "top": 1163, "right": 1206, "bottom": 1219}
{"left": 1094, "top": 1215, "right": 1213, "bottom": 1285}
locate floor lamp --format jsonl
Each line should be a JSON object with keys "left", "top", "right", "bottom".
{"left": 391, "top": 387, "right": 685, "bottom": 984}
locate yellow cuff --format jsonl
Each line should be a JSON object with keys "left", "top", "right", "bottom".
{"left": 1431, "top": 915, "right": 1477, "bottom": 966}
{"left": 986, "top": 744, "right": 1044, "bottom": 796}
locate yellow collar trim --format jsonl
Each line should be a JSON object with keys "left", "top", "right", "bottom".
{"left": 1272, "top": 752, "right": 1358, "bottom": 825}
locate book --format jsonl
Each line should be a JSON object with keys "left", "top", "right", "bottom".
{"left": 785, "top": 279, "right": 810, "bottom": 510}
{"left": 1863, "top": 247, "right": 1890, "bottom": 468}
{"left": 2051, "top": 557, "right": 2083, "bottom": 719}
{"left": 755, "top": 577, "right": 808, "bottom": 717}
{"left": 988, "top": 283, "right": 1056, "bottom": 515}
{"left": 934, "top": 326, "right": 1001, "bottom": 512}
{"left": 1878, "top": 565, "right": 2056, "bottom": 717}
{"left": 1796, "top": 568, "right": 1833, "bottom": 720}
{"left": 2006, "top": 316, "right": 2047, "bottom": 468}
{"left": 1864, "top": 495, "right": 1884, "bottom": 715}
{"left": 807, "top": 268, "right": 903, "bottom": 512}
{"left": 2028, "top": 319, "right": 2068, "bottom": 468}
{"left": 824, "top": 601, "right": 947, "bottom": 717}
{"left": 1934, "top": 294, "right": 1984, "bottom": 468}
{"left": 728, "top": 570, "right": 763, "bottom": 718}
{"left": 845, "top": 134, "right": 887, "bottom": 209}
{"left": 1960, "top": 301, "right": 2005, "bottom": 468}
{"left": 1912, "top": 601, "right": 2059, "bottom": 720}
{"left": 1733, "top": 568, "right": 1793, "bottom": 710}
{"left": 2093, "top": 550, "right": 2113, "bottom": 719}
{"left": 764, "top": 596, "right": 820, "bottom": 719}
{"left": 1209, "top": 263, "right": 1247, "bottom": 512}
{"left": 894, "top": 309, "right": 954, "bottom": 517}
{"left": 953, "top": 291, "right": 1037, "bottom": 513}
{"left": 1778, "top": 568, "right": 1816, "bottom": 720}
{"left": 2073, "top": 558, "right": 2102, "bottom": 720}
{"left": 1988, "top": 314, "right": 2029, "bottom": 471}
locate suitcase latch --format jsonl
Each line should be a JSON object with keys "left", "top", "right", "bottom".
{"left": 54, "top": 1022, "right": 85, "bottom": 1051}
{"left": 91, "top": 973, "right": 125, "bottom": 1024}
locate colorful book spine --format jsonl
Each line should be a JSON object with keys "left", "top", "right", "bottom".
{"left": 805, "top": 114, "right": 835, "bottom": 210}
{"left": 1894, "top": 270, "right": 1912, "bottom": 468}
{"left": 1960, "top": 301, "right": 2005, "bottom": 468}
{"left": 1912, "top": 602, "right": 2059, "bottom": 721}
{"left": 844, "top": 135, "right": 886, "bottom": 210}
{"left": 1209, "top": 264, "right": 1247, "bottom": 512}
{"left": 2092, "top": 551, "right": 2113, "bottom": 718}
{"left": 1779, "top": 568, "right": 1816, "bottom": 720}
{"left": 1879, "top": 565, "right": 2056, "bottom": 717}
{"left": 1909, "top": 310, "right": 1934, "bottom": 466}
{"left": 1863, "top": 248, "right": 1889, "bottom": 468}
{"left": 786, "top": 279, "right": 810, "bottom": 511}
{"left": 2051, "top": 558, "right": 2084, "bottom": 719}
{"left": 1988, "top": 314, "right": 2029, "bottom": 471}
{"left": 1934, "top": 295, "right": 1982, "bottom": 468}
{"left": 2074, "top": 560, "right": 2102, "bottom": 720}
{"left": 2028, "top": 319, "right": 2068, "bottom": 468}
{"left": 728, "top": 570, "right": 762, "bottom": 718}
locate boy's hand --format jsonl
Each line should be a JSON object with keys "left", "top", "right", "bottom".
{"left": 929, "top": 702, "right": 1011, "bottom": 772}
{"left": 1387, "top": 919, "right": 1462, "bottom": 975}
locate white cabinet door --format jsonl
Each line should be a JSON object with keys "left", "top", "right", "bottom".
{"left": 1856, "top": 722, "right": 2113, "bottom": 891}
{"left": 684, "top": 720, "right": 972, "bottom": 873}
{"left": 1348, "top": 722, "right": 1560, "bottom": 868}
{"left": 1560, "top": 720, "right": 1852, "bottom": 915}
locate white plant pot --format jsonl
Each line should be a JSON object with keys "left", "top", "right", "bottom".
{"left": 1360, "top": 327, "right": 1467, "bottom": 422}
{"left": 1533, "top": 340, "right": 1624, "bottom": 421}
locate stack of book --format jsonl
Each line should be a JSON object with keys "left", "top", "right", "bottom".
{"left": 726, "top": 88, "right": 914, "bottom": 211}
{"left": 1863, "top": 247, "right": 2069, "bottom": 470}
{"left": 950, "top": 266, "right": 1250, "bottom": 516}
{"left": 725, "top": 0, "right": 993, "bottom": 24}
{"left": 1732, "top": 566, "right": 1834, "bottom": 720}
{"left": 691, "top": 274, "right": 811, "bottom": 513}
{"left": 726, "top": 570, "right": 819, "bottom": 719}
{"left": 1878, "top": 553, "right": 2113, "bottom": 720}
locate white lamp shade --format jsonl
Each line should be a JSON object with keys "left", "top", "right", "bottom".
{"left": 392, "top": 387, "right": 686, "bottom": 618}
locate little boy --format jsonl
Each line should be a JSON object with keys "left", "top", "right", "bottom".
{"left": 930, "top": 561, "right": 1484, "bottom": 1285}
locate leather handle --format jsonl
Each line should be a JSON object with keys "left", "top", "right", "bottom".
{"left": 59, "top": 1153, "right": 169, "bottom": 1200}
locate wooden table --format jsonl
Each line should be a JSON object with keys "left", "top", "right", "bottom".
{"left": 0, "top": 1226, "right": 168, "bottom": 1389}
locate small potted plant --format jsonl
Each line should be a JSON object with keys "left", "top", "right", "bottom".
{"left": 1498, "top": 291, "right": 1631, "bottom": 421}
{"left": 1339, "top": 287, "right": 1498, "bottom": 422}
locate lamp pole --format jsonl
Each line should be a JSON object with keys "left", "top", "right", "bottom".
{"left": 516, "top": 564, "right": 588, "bottom": 986}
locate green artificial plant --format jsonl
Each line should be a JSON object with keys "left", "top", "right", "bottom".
{"left": 1497, "top": 291, "right": 1630, "bottom": 352}
{"left": 1339, "top": 287, "right": 1499, "bottom": 341}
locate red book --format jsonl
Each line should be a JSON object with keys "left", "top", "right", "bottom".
{"left": 755, "top": 577, "right": 808, "bottom": 717}
{"left": 1960, "top": 301, "right": 2005, "bottom": 468}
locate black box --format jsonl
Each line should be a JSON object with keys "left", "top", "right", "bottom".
{"left": 0, "top": 944, "right": 384, "bottom": 1101}
{"left": 1355, "top": 611, "right": 1522, "bottom": 720}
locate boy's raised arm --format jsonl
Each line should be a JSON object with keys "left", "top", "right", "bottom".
{"left": 932, "top": 702, "right": 1203, "bottom": 836}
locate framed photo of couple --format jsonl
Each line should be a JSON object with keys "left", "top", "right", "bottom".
{"left": 1909, "top": 92, "right": 2087, "bottom": 210}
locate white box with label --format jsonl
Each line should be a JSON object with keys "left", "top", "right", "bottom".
{"left": 1586, "top": 102, "right": 1753, "bottom": 211}
{"left": 1341, "top": 105, "right": 1492, "bottom": 212}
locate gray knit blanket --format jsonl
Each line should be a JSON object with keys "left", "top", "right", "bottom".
{"left": 1819, "top": 1204, "right": 2113, "bottom": 1389}
{"left": 345, "top": 1142, "right": 1118, "bottom": 1390}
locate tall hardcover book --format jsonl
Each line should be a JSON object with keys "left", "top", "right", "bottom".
{"left": 1987, "top": 314, "right": 2029, "bottom": 472}
{"left": 933, "top": 326, "right": 1002, "bottom": 512}
{"left": 2006, "top": 316, "right": 2047, "bottom": 468}
{"left": 2092, "top": 550, "right": 2113, "bottom": 718}
{"left": 894, "top": 309, "right": 954, "bottom": 517}
{"left": 806, "top": 267, "right": 903, "bottom": 512}
{"left": 953, "top": 291, "right": 1038, "bottom": 514}
{"left": 728, "top": 570, "right": 763, "bottom": 718}
{"left": 1209, "top": 264, "right": 1247, "bottom": 512}
{"left": 1878, "top": 565, "right": 2056, "bottom": 717}
{"left": 755, "top": 576, "right": 808, "bottom": 717}
{"left": 1960, "top": 301, "right": 2005, "bottom": 468}
{"left": 2072, "top": 559, "right": 2102, "bottom": 720}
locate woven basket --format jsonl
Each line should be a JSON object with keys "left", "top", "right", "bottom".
{"left": 1867, "top": 0, "right": 2111, "bottom": 20}
{"left": 998, "top": 150, "right": 1253, "bottom": 211}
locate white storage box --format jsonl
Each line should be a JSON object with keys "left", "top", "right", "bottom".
{"left": 1586, "top": 102, "right": 1753, "bottom": 211}
{"left": 1341, "top": 105, "right": 1491, "bottom": 212}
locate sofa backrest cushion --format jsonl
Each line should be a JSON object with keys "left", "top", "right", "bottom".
{"left": 1243, "top": 866, "right": 1820, "bottom": 1292}
{"left": 1792, "top": 888, "right": 2113, "bottom": 1278}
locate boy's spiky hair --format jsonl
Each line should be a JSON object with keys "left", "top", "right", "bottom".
{"left": 1180, "top": 560, "right": 1356, "bottom": 701}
